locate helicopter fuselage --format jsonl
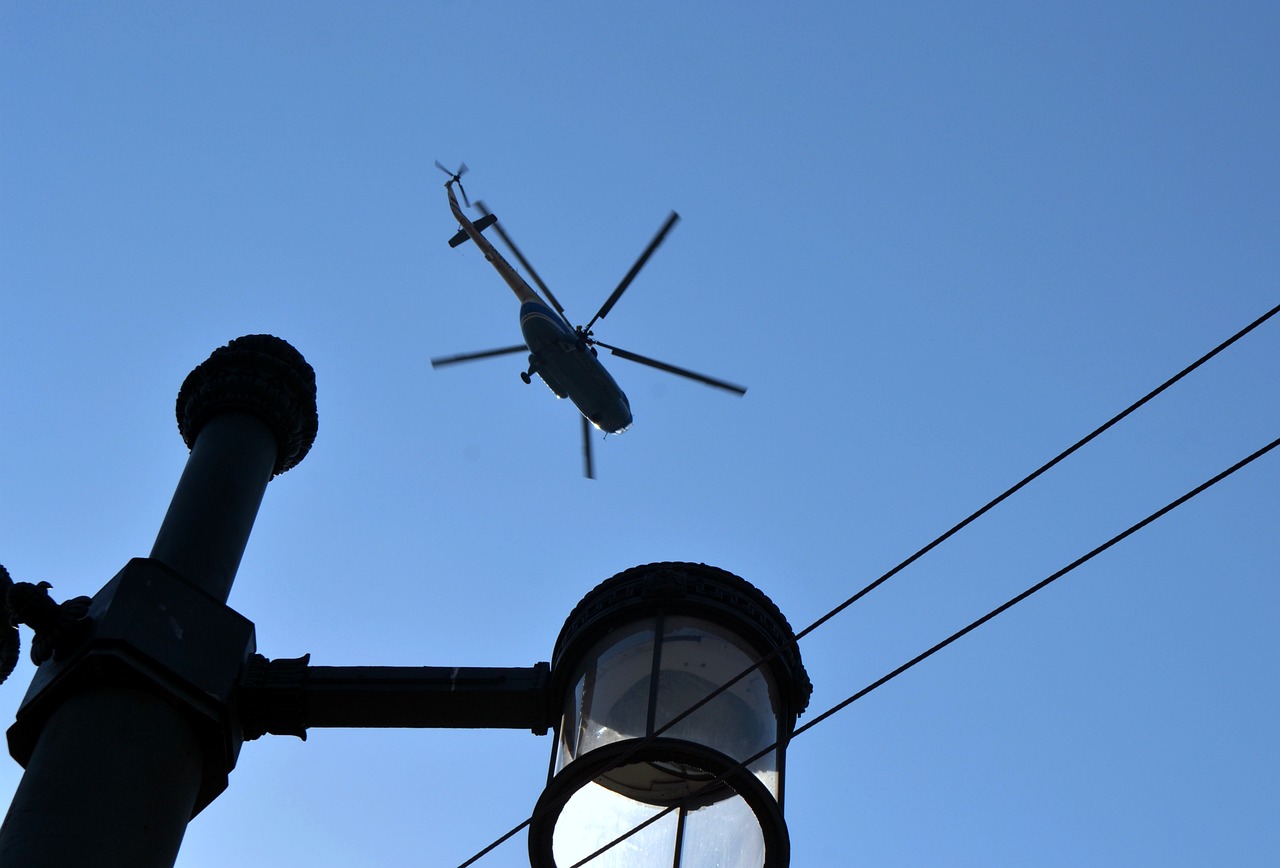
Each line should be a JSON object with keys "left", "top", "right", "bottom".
{"left": 519, "top": 299, "right": 632, "bottom": 434}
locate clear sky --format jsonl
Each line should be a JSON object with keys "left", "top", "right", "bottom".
{"left": 2, "top": 2, "right": 1277, "bottom": 866}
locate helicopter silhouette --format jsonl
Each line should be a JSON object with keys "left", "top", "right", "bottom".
{"left": 430, "top": 163, "right": 745, "bottom": 478}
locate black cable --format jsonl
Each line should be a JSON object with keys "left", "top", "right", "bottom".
{"left": 454, "top": 301, "right": 1280, "bottom": 866}
{"left": 456, "top": 820, "right": 530, "bottom": 867}
{"left": 560, "top": 434, "right": 1280, "bottom": 865}
{"left": 790, "top": 299, "right": 1280, "bottom": 648}
{"left": 793, "top": 433, "right": 1280, "bottom": 738}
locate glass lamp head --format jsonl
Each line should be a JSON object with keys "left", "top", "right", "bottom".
{"left": 531, "top": 563, "right": 811, "bottom": 868}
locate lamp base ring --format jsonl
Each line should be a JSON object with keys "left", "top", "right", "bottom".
{"left": 529, "top": 737, "right": 788, "bottom": 867}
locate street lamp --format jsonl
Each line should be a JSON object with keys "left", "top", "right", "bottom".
{"left": 0, "top": 336, "right": 813, "bottom": 868}
{"left": 531, "top": 562, "right": 811, "bottom": 868}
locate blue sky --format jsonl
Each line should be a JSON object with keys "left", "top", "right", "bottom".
{"left": 2, "top": 2, "right": 1278, "bottom": 865}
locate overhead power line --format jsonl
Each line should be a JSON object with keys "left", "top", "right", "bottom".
{"left": 792, "top": 433, "right": 1280, "bottom": 738}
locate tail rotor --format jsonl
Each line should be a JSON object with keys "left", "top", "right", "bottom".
{"left": 434, "top": 160, "right": 471, "bottom": 207}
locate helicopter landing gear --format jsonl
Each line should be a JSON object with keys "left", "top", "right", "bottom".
{"left": 520, "top": 371, "right": 532, "bottom": 385}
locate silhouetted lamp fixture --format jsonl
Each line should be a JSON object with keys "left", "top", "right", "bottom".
{"left": 530, "top": 563, "right": 811, "bottom": 868}
{"left": 0, "top": 336, "right": 815, "bottom": 868}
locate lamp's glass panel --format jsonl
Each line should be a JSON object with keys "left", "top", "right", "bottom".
{"left": 559, "top": 618, "right": 660, "bottom": 773}
{"left": 680, "top": 794, "right": 767, "bottom": 867}
{"left": 558, "top": 615, "right": 782, "bottom": 803}
{"left": 653, "top": 616, "right": 780, "bottom": 798}
{"left": 552, "top": 781, "right": 679, "bottom": 867}
{"left": 552, "top": 779, "right": 766, "bottom": 868}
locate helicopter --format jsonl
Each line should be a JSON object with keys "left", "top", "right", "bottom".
{"left": 430, "top": 162, "right": 746, "bottom": 478}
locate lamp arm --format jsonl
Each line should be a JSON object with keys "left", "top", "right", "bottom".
{"left": 239, "top": 655, "right": 552, "bottom": 738}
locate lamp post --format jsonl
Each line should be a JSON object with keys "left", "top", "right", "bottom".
{"left": 0, "top": 334, "right": 317, "bottom": 867}
{"left": 0, "top": 336, "right": 811, "bottom": 868}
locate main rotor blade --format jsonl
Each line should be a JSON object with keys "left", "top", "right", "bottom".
{"left": 474, "top": 200, "right": 569, "bottom": 321}
{"left": 594, "top": 340, "right": 747, "bottom": 395}
{"left": 581, "top": 414, "right": 595, "bottom": 480}
{"left": 585, "top": 211, "right": 680, "bottom": 332}
{"left": 430, "top": 344, "right": 527, "bottom": 368}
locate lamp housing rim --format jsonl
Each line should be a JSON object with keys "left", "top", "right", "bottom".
{"left": 550, "top": 562, "right": 811, "bottom": 729}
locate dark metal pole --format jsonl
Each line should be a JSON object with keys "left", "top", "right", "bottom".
{"left": 0, "top": 336, "right": 317, "bottom": 868}
{"left": 150, "top": 410, "right": 279, "bottom": 603}
{"left": 1, "top": 686, "right": 207, "bottom": 867}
